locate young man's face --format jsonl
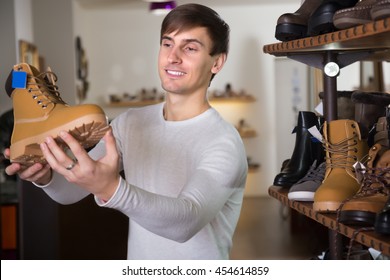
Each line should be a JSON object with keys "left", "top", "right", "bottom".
{"left": 158, "top": 26, "right": 224, "bottom": 96}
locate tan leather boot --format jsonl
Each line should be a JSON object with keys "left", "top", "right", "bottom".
{"left": 313, "top": 119, "right": 369, "bottom": 212}
{"left": 338, "top": 144, "right": 390, "bottom": 226}
{"left": 5, "top": 63, "right": 109, "bottom": 166}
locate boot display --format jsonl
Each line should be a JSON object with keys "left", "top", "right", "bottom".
{"left": 338, "top": 144, "right": 390, "bottom": 226}
{"left": 307, "top": 0, "right": 359, "bottom": 36}
{"left": 275, "top": 0, "right": 323, "bottom": 41}
{"left": 5, "top": 63, "right": 109, "bottom": 166}
{"left": 352, "top": 91, "right": 390, "bottom": 141}
{"left": 333, "top": 0, "right": 380, "bottom": 29}
{"left": 313, "top": 119, "right": 369, "bottom": 212}
{"left": 273, "top": 111, "right": 324, "bottom": 187}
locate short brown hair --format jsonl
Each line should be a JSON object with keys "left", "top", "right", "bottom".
{"left": 160, "top": 3, "right": 230, "bottom": 57}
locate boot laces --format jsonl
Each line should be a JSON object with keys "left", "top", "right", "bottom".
{"left": 295, "top": 161, "right": 325, "bottom": 184}
{"left": 354, "top": 166, "right": 390, "bottom": 197}
{"left": 26, "top": 71, "right": 66, "bottom": 109}
{"left": 323, "top": 134, "right": 359, "bottom": 171}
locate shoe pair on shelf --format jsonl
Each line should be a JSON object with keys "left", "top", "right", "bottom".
{"left": 275, "top": 0, "right": 390, "bottom": 41}
{"left": 5, "top": 63, "right": 109, "bottom": 166}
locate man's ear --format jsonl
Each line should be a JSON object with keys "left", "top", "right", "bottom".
{"left": 211, "top": 53, "right": 227, "bottom": 74}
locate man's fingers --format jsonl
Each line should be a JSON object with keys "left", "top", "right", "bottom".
{"left": 58, "top": 131, "right": 90, "bottom": 163}
{"left": 103, "top": 128, "right": 119, "bottom": 162}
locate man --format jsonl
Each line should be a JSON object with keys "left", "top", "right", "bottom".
{"left": 5, "top": 3, "right": 248, "bottom": 259}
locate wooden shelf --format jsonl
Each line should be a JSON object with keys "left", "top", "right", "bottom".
{"left": 263, "top": 18, "right": 390, "bottom": 69}
{"left": 239, "top": 129, "right": 257, "bottom": 138}
{"left": 107, "top": 95, "right": 256, "bottom": 107}
{"left": 209, "top": 95, "right": 256, "bottom": 103}
{"left": 263, "top": 18, "right": 390, "bottom": 56}
{"left": 107, "top": 100, "right": 163, "bottom": 107}
{"left": 269, "top": 186, "right": 390, "bottom": 256}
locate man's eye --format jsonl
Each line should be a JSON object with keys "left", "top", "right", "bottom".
{"left": 185, "top": 47, "right": 197, "bottom": 52}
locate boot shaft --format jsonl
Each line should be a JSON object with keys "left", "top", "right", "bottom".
{"left": 374, "top": 116, "right": 390, "bottom": 148}
{"left": 5, "top": 63, "right": 68, "bottom": 121}
{"left": 319, "top": 90, "right": 354, "bottom": 120}
{"left": 352, "top": 91, "right": 390, "bottom": 139}
{"left": 323, "top": 119, "right": 369, "bottom": 179}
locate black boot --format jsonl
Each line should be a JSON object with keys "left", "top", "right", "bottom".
{"left": 307, "top": 0, "right": 359, "bottom": 36}
{"left": 273, "top": 111, "right": 325, "bottom": 188}
{"left": 375, "top": 195, "right": 390, "bottom": 235}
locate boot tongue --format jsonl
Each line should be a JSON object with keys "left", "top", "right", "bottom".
{"left": 328, "top": 120, "right": 348, "bottom": 143}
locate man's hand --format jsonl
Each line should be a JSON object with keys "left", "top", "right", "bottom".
{"left": 4, "top": 149, "right": 52, "bottom": 185}
{"left": 40, "top": 128, "right": 120, "bottom": 201}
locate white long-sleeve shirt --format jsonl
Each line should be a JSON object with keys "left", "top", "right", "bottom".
{"left": 42, "top": 103, "right": 248, "bottom": 259}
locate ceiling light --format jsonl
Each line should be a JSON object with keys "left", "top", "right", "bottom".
{"left": 149, "top": 1, "right": 177, "bottom": 15}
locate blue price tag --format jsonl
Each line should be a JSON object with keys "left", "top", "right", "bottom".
{"left": 12, "top": 70, "right": 27, "bottom": 89}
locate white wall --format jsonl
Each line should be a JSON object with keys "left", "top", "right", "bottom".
{"left": 0, "top": 0, "right": 34, "bottom": 114}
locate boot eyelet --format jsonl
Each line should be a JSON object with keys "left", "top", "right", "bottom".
{"left": 354, "top": 148, "right": 358, "bottom": 153}
{"left": 28, "top": 88, "right": 32, "bottom": 93}
{"left": 37, "top": 101, "right": 42, "bottom": 105}
{"left": 32, "top": 95, "right": 37, "bottom": 99}
{"left": 351, "top": 124, "right": 356, "bottom": 128}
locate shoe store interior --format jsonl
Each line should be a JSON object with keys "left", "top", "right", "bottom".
{"left": 0, "top": 0, "right": 390, "bottom": 260}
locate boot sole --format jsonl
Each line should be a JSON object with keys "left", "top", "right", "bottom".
{"left": 308, "top": 12, "right": 335, "bottom": 36}
{"left": 313, "top": 201, "right": 340, "bottom": 213}
{"left": 275, "top": 23, "right": 307, "bottom": 41}
{"left": 371, "top": 7, "right": 390, "bottom": 20}
{"left": 10, "top": 113, "right": 109, "bottom": 166}
{"left": 339, "top": 210, "right": 376, "bottom": 226}
{"left": 288, "top": 191, "right": 315, "bottom": 202}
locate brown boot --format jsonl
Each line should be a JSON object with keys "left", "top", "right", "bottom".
{"left": 338, "top": 144, "right": 390, "bottom": 226}
{"left": 275, "top": 0, "right": 323, "bottom": 41}
{"left": 374, "top": 116, "right": 390, "bottom": 148}
{"left": 352, "top": 91, "right": 390, "bottom": 140}
{"left": 313, "top": 119, "right": 369, "bottom": 212}
{"left": 5, "top": 63, "right": 109, "bottom": 166}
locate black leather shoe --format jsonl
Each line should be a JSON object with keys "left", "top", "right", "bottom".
{"left": 308, "top": 0, "right": 359, "bottom": 36}
{"left": 273, "top": 111, "right": 325, "bottom": 188}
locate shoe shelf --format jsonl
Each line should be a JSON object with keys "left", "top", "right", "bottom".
{"left": 269, "top": 186, "right": 390, "bottom": 257}
{"left": 264, "top": 16, "right": 390, "bottom": 260}
{"left": 263, "top": 17, "right": 390, "bottom": 66}
{"left": 107, "top": 96, "right": 256, "bottom": 107}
